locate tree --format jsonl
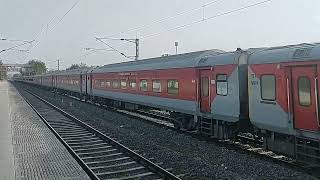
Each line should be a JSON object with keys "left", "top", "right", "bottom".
{"left": 28, "top": 60, "right": 47, "bottom": 75}
{"left": 66, "top": 63, "right": 88, "bottom": 70}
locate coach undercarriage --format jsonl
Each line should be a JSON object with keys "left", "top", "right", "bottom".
{"left": 82, "top": 91, "right": 241, "bottom": 140}
{"left": 40, "top": 85, "right": 244, "bottom": 140}
{"left": 262, "top": 130, "right": 320, "bottom": 167}
{"left": 199, "top": 118, "right": 238, "bottom": 139}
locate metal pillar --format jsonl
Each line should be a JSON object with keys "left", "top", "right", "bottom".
{"left": 135, "top": 39, "right": 139, "bottom": 60}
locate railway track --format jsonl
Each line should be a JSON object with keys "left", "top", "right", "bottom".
{"left": 18, "top": 88, "right": 181, "bottom": 180}
{"left": 16, "top": 83, "right": 319, "bottom": 178}
{"left": 121, "top": 108, "right": 320, "bottom": 177}
{"left": 128, "top": 110, "right": 302, "bottom": 168}
{"left": 62, "top": 94, "right": 309, "bottom": 171}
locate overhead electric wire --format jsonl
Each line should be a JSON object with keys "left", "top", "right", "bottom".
{"left": 95, "top": 37, "right": 133, "bottom": 59}
{"left": 30, "top": 6, "right": 64, "bottom": 50}
{"left": 78, "top": 50, "right": 97, "bottom": 59}
{"left": 141, "top": 0, "right": 271, "bottom": 40}
{"left": 95, "top": 0, "right": 271, "bottom": 60}
{"left": 10, "top": 49, "right": 30, "bottom": 53}
{"left": 47, "top": 0, "right": 81, "bottom": 32}
{"left": 101, "top": 0, "right": 222, "bottom": 39}
{"left": 31, "top": 3, "right": 65, "bottom": 42}
{"left": 91, "top": 0, "right": 270, "bottom": 61}
{"left": 0, "top": 38, "right": 34, "bottom": 43}
{"left": 0, "top": 40, "right": 35, "bottom": 54}
{"left": 31, "top": 0, "right": 81, "bottom": 50}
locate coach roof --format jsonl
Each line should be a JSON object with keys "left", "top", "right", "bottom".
{"left": 92, "top": 49, "right": 242, "bottom": 73}
{"left": 56, "top": 68, "right": 90, "bottom": 75}
{"left": 248, "top": 42, "right": 320, "bottom": 64}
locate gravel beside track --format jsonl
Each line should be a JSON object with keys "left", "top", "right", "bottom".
{"left": 18, "top": 89, "right": 179, "bottom": 180}
{"left": 16, "top": 83, "right": 317, "bottom": 180}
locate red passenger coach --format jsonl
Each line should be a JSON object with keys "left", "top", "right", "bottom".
{"left": 92, "top": 68, "right": 197, "bottom": 102}
{"left": 249, "top": 43, "right": 320, "bottom": 165}
{"left": 18, "top": 49, "right": 249, "bottom": 141}
{"left": 56, "top": 69, "right": 83, "bottom": 94}
{"left": 89, "top": 49, "right": 249, "bottom": 139}
{"left": 42, "top": 73, "right": 54, "bottom": 88}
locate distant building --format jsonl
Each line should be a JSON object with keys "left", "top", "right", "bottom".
{"left": 0, "top": 61, "right": 33, "bottom": 79}
{"left": 0, "top": 61, "right": 7, "bottom": 80}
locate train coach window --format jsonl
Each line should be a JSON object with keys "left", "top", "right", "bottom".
{"left": 140, "top": 80, "right": 148, "bottom": 91}
{"left": 216, "top": 74, "right": 228, "bottom": 96}
{"left": 106, "top": 80, "right": 111, "bottom": 88}
{"left": 168, "top": 80, "right": 179, "bottom": 94}
{"left": 261, "top": 75, "right": 276, "bottom": 101}
{"left": 130, "top": 80, "right": 136, "bottom": 89}
{"left": 121, "top": 80, "right": 127, "bottom": 89}
{"left": 100, "top": 80, "right": 105, "bottom": 88}
{"left": 201, "top": 77, "right": 209, "bottom": 97}
{"left": 298, "top": 77, "right": 311, "bottom": 106}
{"left": 153, "top": 80, "right": 161, "bottom": 92}
{"left": 112, "top": 80, "right": 120, "bottom": 88}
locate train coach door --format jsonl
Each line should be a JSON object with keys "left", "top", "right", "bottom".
{"left": 80, "top": 74, "right": 83, "bottom": 94}
{"left": 52, "top": 75, "right": 55, "bottom": 87}
{"left": 200, "top": 70, "right": 211, "bottom": 113}
{"left": 83, "top": 74, "right": 87, "bottom": 94}
{"left": 53, "top": 75, "right": 57, "bottom": 88}
{"left": 86, "top": 73, "right": 92, "bottom": 95}
{"left": 291, "top": 66, "right": 319, "bottom": 131}
{"left": 85, "top": 74, "right": 89, "bottom": 94}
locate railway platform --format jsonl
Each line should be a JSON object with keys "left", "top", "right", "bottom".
{"left": 0, "top": 81, "right": 90, "bottom": 180}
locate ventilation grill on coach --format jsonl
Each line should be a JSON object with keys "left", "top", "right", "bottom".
{"left": 293, "top": 48, "right": 312, "bottom": 58}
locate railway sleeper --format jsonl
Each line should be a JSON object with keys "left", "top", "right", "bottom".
{"left": 82, "top": 152, "right": 124, "bottom": 162}
{"left": 75, "top": 145, "right": 113, "bottom": 153}
{"left": 78, "top": 149, "right": 119, "bottom": 158}
{"left": 71, "top": 142, "right": 109, "bottom": 150}
{"left": 91, "top": 161, "right": 139, "bottom": 173}
{"left": 95, "top": 166, "right": 150, "bottom": 179}
{"left": 86, "top": 157, "right": 132, "bottom": 167}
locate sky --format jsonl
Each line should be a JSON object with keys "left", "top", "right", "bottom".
{"left": 0, "top": 0, "right": 320, "bottom": 70}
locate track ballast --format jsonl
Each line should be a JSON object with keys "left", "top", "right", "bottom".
{"left": 17, "top": 87, "right": 181, "bottom": 180}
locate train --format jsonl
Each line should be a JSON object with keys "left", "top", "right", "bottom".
{"left": 17, "top": 42, "right": 320, "bottom": 167}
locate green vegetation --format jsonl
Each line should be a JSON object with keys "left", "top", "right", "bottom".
{"left": 66, "top": 63, "right": 88, "bottom": 70}
{"left": 28, "top": 60, "right": 47, "bottom": 74}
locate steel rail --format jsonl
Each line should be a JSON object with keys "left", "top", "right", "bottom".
{"left": 17, "top": 89, "right": 100, "bottom": 180}
{"left": 18, "top": 87, "right": 181, "bottom": 180}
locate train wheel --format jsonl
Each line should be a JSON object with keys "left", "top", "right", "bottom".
{"left": 182, "top": 117, "right": 196, "bottom": 131}
{"left": 172, "top": 120, "right": 182, "bottom": 130}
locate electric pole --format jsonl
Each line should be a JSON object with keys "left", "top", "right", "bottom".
{"left": 175, "top": 41, "right": 178, "bottom": 55}
{"left": 57, "top": 59, "right": 60, "bottom": 71}
{"left": 119, "top": 38, "right": 139, "bottom": 60}
{"left": 135, "top": 38, "right": 139, "bottom": 60}
{"left": 95, "top": 37, "right": 139, "bottom": 60}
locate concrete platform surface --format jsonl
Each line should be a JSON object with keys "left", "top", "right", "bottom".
{"left": 0, "top": 81, "right": 90, "bottom": 180}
